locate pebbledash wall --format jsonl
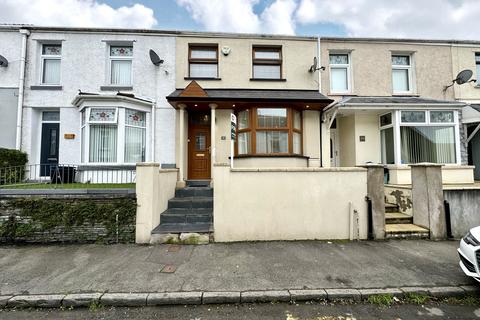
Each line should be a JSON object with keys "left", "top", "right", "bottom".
{"left": 16, "top": 27, "right": 177, "bottom": 168}
{"left": 0, "top": 190, "right": 136, "bottom": 243}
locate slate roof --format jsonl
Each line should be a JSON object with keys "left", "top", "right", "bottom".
{"left": 167, "top": 89, "right": 332, "bottom": 102}
{"left": 337, "top": 96, "right": 465, "bottom": 106}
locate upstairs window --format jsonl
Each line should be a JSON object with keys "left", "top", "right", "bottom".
{"left": 392, "top": 55, "right": 412, "bottom": 93}
{"left": 252, "top": 47, "right": 282, "bottom": 79}
{"left": 188, "top": 45, "right": 218, "bottom": 78}
{"left": 109, "top": 45, "right": 133, "bottom": 86}
{"left": 41, "top": 44, "right": 61, "bottom": 85}
{"left": 476, "top": 53, "right": 480, "bottom": 80}
{"left": 329, "top": 53, "right": 350, "bottom": 93}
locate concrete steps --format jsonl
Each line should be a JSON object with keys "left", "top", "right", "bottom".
{"left": 384, "top": 202, "right": 429, "bottom": 239}
{"left": 385, "top": 223, "right": 430, "bottom": 239}
{"left": 151, "top": 181, "right": 213, "bottom": 244}
{"left": 385, "top": 212, "right": 413, "bottom": 224}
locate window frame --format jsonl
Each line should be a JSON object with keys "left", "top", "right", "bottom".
{"left": 235, "top": 107, "right": 302, "bottom": 156}
{"left": 188, "top": 44, "right": 219, "bottom": 79}
{"left": 40, "top": 43, "right": 62, "bottom": 85}
{"left": 108, "top": 45, "right": 133, "bottom": 86}
{"left": 475, "top": 52, "right": 480, "bottom": 82}
{"left": 252, "top": 46, "right": 283, "bottom": 80}
{"left": 391, "top": 54, "right": 413, "bottom": 94}
{"left": 379, "top": 110, "right": 460, "bottom": 165}
{"left": 329, "top": 52, "right": 351, "bottom": 94}
{"left": 81, "top": 106, "right": 149, "bottom": 165}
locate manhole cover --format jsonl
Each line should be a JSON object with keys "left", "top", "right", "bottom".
{"left": 160, "top": 265, "right": 177, "bottom": 273}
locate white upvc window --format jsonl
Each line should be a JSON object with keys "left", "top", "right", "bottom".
{"left": 329, "top": 53, "right": 351, "bottom": 94}
{"left": 109, "top": 45, "right": 133, "bottom": 86}
{"left": 379, "top": 110, "right": 460, "bottom": 165}
{"left": 40, "top": 44, "right": 62, "bottom": 85}
{"left": 81, "top": 107, "right": 147, "bottom": 164}
{"left": 391, "top": 54, "right": 413, "bottom": 94}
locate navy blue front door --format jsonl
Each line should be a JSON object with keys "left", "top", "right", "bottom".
{"left": 40, "top": 123, "right": 60, "bottom": 176}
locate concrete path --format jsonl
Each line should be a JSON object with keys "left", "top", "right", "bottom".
{"left": 0, "top": 240, "right": 476, "bottom": 295}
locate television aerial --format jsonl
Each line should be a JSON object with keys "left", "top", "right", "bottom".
{"left": 308, "top": 56, "right": 325, "bottom": 72}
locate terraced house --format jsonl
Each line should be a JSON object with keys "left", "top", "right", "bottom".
{"left": 1, "top": 25, "right": 479, "bottom": 243}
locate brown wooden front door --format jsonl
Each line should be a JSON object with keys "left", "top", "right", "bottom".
{"left": 188, "top": 114, "right": 211, "bottom": 180}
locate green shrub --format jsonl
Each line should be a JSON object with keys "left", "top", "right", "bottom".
{"left": 0, "top": 148, "right": 28, "bottom": 185}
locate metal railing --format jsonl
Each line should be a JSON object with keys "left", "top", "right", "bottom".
{"left": 0, "top": 164, "right": 136, "bottom": 188}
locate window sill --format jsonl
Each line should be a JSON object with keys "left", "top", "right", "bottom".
{"left": 329, "top": 92, "right": 356, "bottom": 96}
{"left": 184, "top": 77, "right": 221, "bottom": 81}
{"left": 250, "top": 78, "right": 287, "bottom": 82}
{"left": 233, "top": 154, "right": 309, "bottom": 159}
{"left": 100, "top": 85, "right": 133, "bottom": 91}
{"left": 30, "top": 85, "right": 63, "bottom": 91}
{"left": 392, "top": 93, "right": 420, "bottom": 97}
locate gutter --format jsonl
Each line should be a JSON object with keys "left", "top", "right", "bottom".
{"left": 15, "top": 28, "right": 30, "bottom": 150}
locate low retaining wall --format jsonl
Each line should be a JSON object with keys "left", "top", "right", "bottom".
{"left": 444, "top": 188, "right": 480, "bottom": 239}
{"left": 386, "top": 165, "right": 474, "bottom": 185}
{"left": 0, "top": 190, "right": 136, "bottom": 243}
{"left": 213, "top": 164, "right": 368, "bottom": 242}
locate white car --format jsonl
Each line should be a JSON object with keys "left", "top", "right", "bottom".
{"left": 458, "top": 226, "right": 480, "bottom": 282}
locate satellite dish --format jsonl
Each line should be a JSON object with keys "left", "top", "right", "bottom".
{"left": 443, "top": 69, "right": 476, "bottom": 91}
{"left": 308, "top": 56, "right": 325, "bottom": 72}
{"left": 454, "top": 69, "right": 473, "bottom": 85}
{"left": 0, "top": 55, "right": 8, "bottom": 67}
{"left": 149, "top": 49, "right": 163, "bottom": 66}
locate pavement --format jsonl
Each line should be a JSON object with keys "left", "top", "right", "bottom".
{"left": 0, "top": 240, "right": 478, "bottom": 307}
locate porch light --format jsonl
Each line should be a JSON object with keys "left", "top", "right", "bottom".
{"left": 306, "top": 105, "right": 310, "bottom": 108}
{"left": 194, "top": 104, "right": 198, "bottom": 107}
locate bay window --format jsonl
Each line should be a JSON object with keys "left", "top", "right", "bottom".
{"left": 236, "top": 108, "right": 302, "bottom": 156}
{"left": 380, "top": 110, "right": 459, "bottom": 165}
{"left": 81, "top": 107, "right": 147, "bottom": 164}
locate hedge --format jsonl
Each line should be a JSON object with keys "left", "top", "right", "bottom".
{"left": 0, "top": 148, "right": 28, "bottom": 185}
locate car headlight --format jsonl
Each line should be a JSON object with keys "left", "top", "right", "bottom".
{"left": 463, "top": 231, "right": 480, "bottom": 246}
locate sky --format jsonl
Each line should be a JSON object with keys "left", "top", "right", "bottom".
{"left": 0, "top": 0, "right": 479, "bottom": 40}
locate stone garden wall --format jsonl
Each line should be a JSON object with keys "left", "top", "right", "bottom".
{"left": 0, "top": 190, "right": 136, "bottom": 243}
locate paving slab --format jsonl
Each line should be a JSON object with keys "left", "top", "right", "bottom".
{"left": 0, "top": 241, "right": 475, "bottom": 295}
{"left": 62, "top": 293, "right": 103, "bottom": 307}
{"left": 147, "top": 292, "right": 202, "bottom": 305}
{"left": 202, "top": 291, "right": 241, "bottom": 304}
{"left": 7, "top": 294, "right": 65, "bottom": 308}
{"left": 100, "top": 293, "right": 147, "bottom": 307}
{"left": 289, "top": 289, "right": 327, "bottom": 301}
{"left": 241, "top": 290, "right": 290, "bottom": 303}
{"left": 325, "top": 289, "right": 362, "bottom": 301}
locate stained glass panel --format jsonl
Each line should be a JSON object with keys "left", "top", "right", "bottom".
{"left": 42, "top": 44, "right": 61, "bottom": 55}
{"left": 89, "top": 108, "right": 117, "bottom": 122}
{"left": 110, "top": 46, "right": 133, "bottom": 56}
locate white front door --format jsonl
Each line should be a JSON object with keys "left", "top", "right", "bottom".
{"left": 330, "top": 129, "right": 339, "bottom": 167}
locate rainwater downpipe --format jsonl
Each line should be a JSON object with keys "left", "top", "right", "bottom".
{"left": 317, "top": 35, "right": 322, "bottom": 167}
{"left": 15, "top": 28, "right": 30, "bottom": 150}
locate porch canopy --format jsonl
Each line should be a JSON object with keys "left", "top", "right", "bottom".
{"left": 328, "top": 96, "right": 465, "bottom": 111}
{"left": 166, "top": 81, "right": 333, "bottom": 110}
